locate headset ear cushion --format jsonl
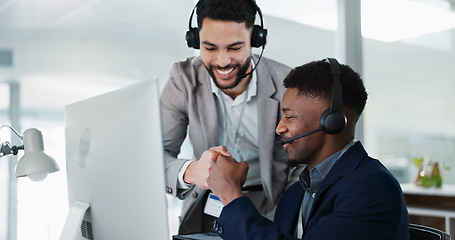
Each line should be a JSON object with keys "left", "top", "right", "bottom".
{"left": 186, "top": 27, "right": 200, "bottom": 49}
{"left": 319, "top": 108, "right": 347, "bottom": 135}
{"left": 251, "top": 25, "right": 267, "bottom": 48}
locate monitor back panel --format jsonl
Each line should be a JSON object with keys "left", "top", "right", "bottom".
{"left": 65, "top": 79, "right": 169, "bottom": 240}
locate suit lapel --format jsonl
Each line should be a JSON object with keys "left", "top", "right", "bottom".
{"left": 306, "top": 142, "right": 368, "bottom": 224}
{"left": 279, "top": 183, "right": 305, "bottom": 235}
{"left": 301, "top": 142, "right": 368, "bottom": 237}
{"left": 316, "top": 142, "right": 367, "bottom": 195}
{"left": 194, "top": 58, "right": 219, "bottom": 150}
{"left": 255, "top": 55, "right": 281, "bottom": 203}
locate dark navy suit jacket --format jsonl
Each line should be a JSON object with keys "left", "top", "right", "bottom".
{"left": 213, "top": 142, "right": 410, "bottom": 240}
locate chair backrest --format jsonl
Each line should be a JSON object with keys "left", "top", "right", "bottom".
{"left": 409, "top": 224, "right": 451, "bottom": 240}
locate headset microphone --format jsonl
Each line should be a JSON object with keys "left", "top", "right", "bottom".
{"left": 236, "top": 46, "right": 264, "bottom": 80}
{"left": 276, "top": 128, "right": 322, "bottom": 145}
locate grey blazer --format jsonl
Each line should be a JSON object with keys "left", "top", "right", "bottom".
{"left": 160, "top": 55, "right": 301, "bottom": 232}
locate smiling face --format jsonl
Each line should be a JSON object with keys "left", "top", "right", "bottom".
{"left": 199, "top": 18, "right": 253, "bottom": 96}
{"left": 276, "top": 88, "right": 330, "bottom": 169}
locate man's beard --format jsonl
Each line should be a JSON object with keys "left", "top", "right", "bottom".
{"left": 207, "top": 56, "right": 252, "bottom": 90}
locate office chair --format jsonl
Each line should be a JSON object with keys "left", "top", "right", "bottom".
{"left": 409, "top": 223, "right": 451, "bottom": 240}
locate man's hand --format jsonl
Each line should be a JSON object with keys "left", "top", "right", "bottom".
{"left": 183, "top": 146, "right": 231, "bottom": 189}
{"left": 207, "top": 155, "right": 249, "bottom": 206}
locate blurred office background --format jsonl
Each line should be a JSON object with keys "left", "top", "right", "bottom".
{"left": 1, "top": 0, "right": 455, "bottom": 239}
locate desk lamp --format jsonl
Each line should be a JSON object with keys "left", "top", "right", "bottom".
{"left": 0, "top": 125, "right": 59, "bottom": 181}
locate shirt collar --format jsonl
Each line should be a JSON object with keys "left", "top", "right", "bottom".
{"left": 299, "top": 140, "right": 356, "bottom": 189}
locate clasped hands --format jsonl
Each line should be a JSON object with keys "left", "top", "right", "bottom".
{"left": 183, "top": 146, "right": 249, "bottom": 205}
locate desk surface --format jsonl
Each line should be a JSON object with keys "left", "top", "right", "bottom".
{"left": 401, "top": 183, "right": 455, "bottom": 197}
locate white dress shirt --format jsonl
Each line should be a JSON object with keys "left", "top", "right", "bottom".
{"left": 177, "top": 61, "right": 261, "bottom": 188}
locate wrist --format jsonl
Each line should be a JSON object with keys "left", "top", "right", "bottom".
{"left": 183, "top": 161, "right": 197, "bottom": 184}
{"left": 218, "top": 189, "right": 244, "bottom": 206}
{"left": 178, "top": 161, "right": 193, "bottom": 188}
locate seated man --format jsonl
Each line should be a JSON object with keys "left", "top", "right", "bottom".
{"left": 207, "top": 58, "right": 410, "bottom": 240}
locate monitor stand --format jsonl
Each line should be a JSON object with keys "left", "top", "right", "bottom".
{"left": 60, "top": 201, "right": 90, "bottom": 240}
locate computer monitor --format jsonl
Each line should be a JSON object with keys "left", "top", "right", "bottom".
{"left": 60, "top": 79, "right": 169, "bottom": 240}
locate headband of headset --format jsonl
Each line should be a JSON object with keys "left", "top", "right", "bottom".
{"left": 185, "top": 0, "right": 267, "bottom": 49}
{"left": 319, "top": 58, "right": 347, "bottom": 135}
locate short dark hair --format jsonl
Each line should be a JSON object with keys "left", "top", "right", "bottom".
{"left": 283, "top": 59, "right": 368, "bottom": 117}
{"left": 196, "top": 0, "right": 257, "bottom": 30}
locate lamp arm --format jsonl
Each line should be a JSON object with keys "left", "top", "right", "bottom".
{"left": 0, "top": 141, "right": 24, "bottom": 157}
{"left": 0, "top": 125, "right": 25, "bottom": 158}
{"left": 0, "top": 125, "right": 23, "bottom": 139}
{"left": 12, "top": 144, "right": 24, "bottom": 155}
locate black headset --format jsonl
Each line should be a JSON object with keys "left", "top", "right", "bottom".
{"left": 278, "top": 58, "right": 347, "bottom": 145}
{"left": 185, "top": 0, "right": 268, "bottom": 49}
{"left": 319, "top": 58, "right": 347, "bottom": 135}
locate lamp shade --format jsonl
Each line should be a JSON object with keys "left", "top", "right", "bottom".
{"left": 14, "top": 128, "right": 59, "bottom": 181}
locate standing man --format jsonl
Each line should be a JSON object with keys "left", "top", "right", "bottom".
{"left": 160, "top": 0, "right": 302, "bottom": 234}
{"left": 207, "top": 59, "right": 410, "bottom": 239}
